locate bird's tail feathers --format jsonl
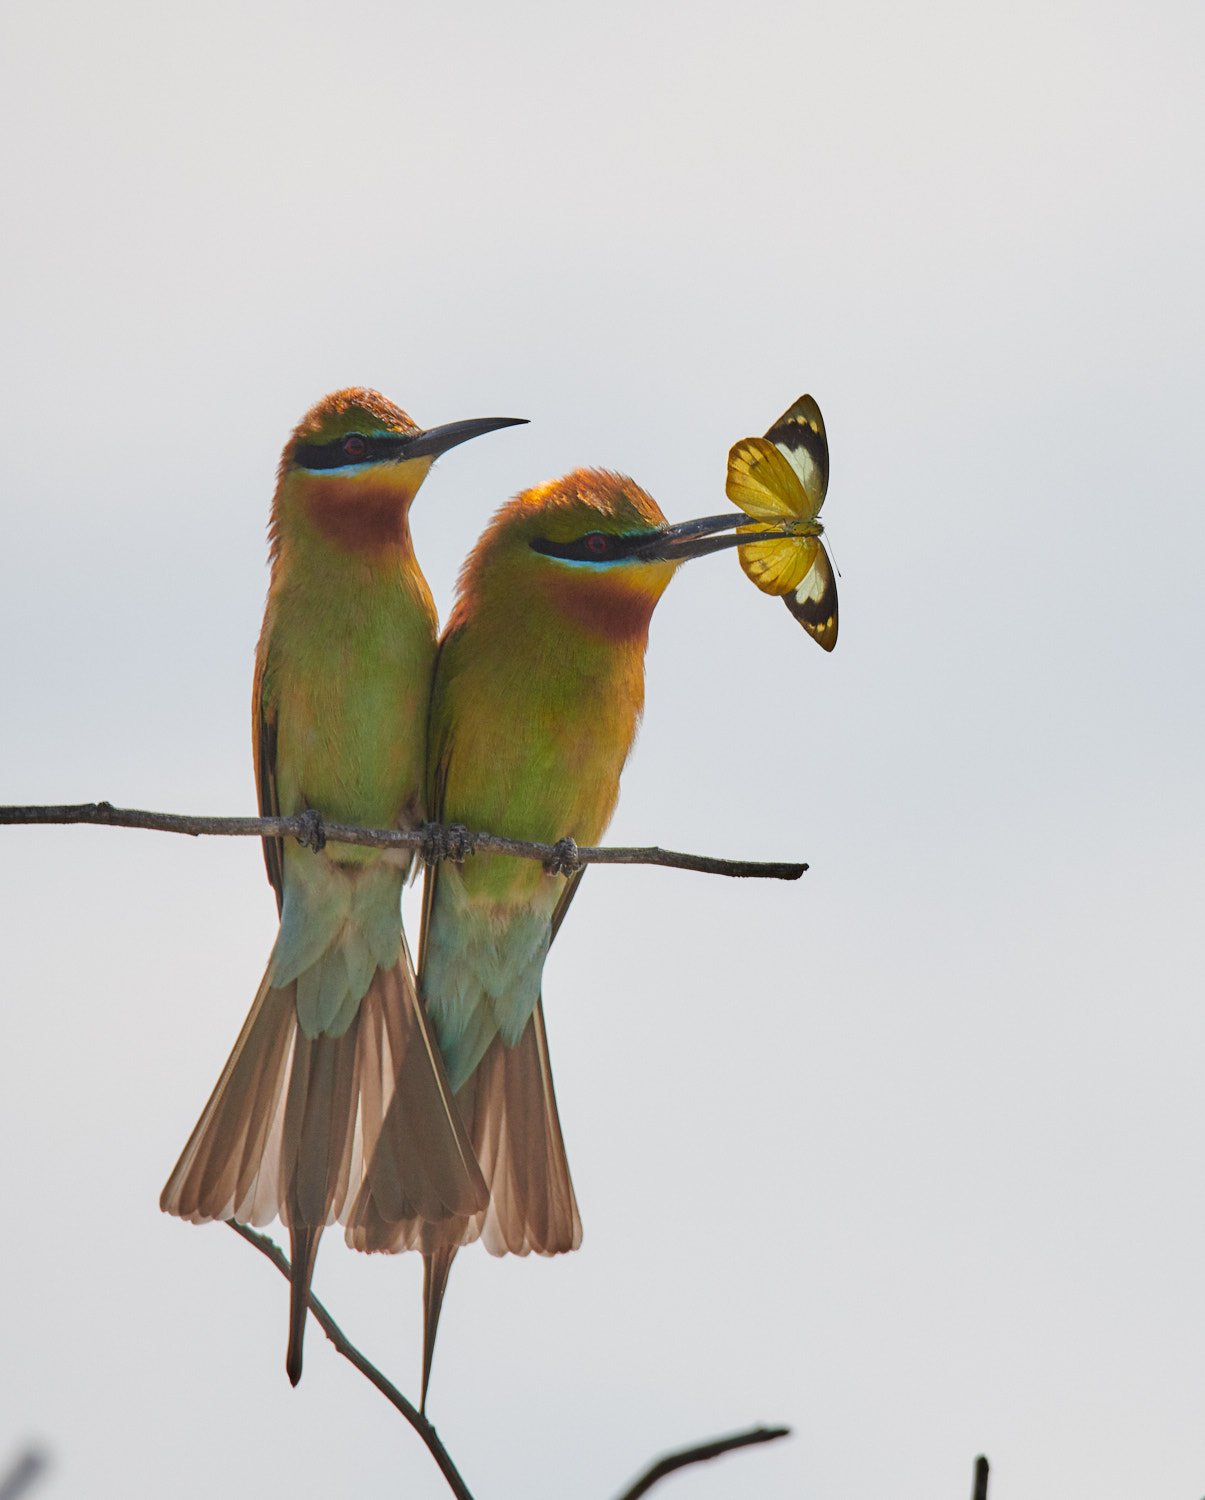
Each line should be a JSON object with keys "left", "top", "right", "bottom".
{"left": 350, "top": 1001, "right": 580, "bottom": 1408}
{"left": 347, "top": 999, "right": 580, "bottom": 1257}
{"left": 472, "top": 1000, "right": 582, "bottom": 1258}
{"left": 161, "top": 942, "right": 485, "bottom": 1382}
{"left": 286, "top": 1223, "right": 321, "bottom": 1386}
{"left": 421, "top": 1244, "right": 457, "bottom": 1412}
{"left": 348, "top": 962, "right": 487, "bottom": 1237}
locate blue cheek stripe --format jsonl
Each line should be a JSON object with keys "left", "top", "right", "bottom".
{"left": 543, "top": 554, "right": 641, "bottom": 570}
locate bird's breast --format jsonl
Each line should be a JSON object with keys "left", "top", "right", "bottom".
{"left": 262, "top": 570, "right": 437, "bottom": 840}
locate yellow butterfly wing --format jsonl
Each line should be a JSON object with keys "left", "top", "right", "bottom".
{"left": 736, "top": 524, "right": 819, "bottom": 595}
{"left": 726, "top": 436, "right": 810, "bottom": 522}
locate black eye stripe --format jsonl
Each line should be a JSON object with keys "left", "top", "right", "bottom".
{"left": 530, "top": 530, "right": 653, "bottom": 563}
{"left": 293, "top": 433, "right": 413, "bottom": 471}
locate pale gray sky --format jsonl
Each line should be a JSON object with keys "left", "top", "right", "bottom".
{"left": 2, "top": 3, "right": 1203, "bottom": 1497}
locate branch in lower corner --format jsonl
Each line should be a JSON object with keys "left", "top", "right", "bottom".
{"left": 612, "top": 1424, "right": 791, "bottom": 1500}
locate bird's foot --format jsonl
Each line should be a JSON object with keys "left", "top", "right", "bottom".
{"left": 420, "top": 821, "right": 473, "bottom": 866}
{"left": 544, "top": 836, "right": 581, "bottom": 877}
{"left": 295, "top": 807, "right": 326, "bottom": 853}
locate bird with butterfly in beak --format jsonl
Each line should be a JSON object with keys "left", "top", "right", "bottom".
{"left": 345, "top": 468, "right": 783, "bottom": 1405}
{"left": 161, "top": 388, "right": 526, "bottom": 1385}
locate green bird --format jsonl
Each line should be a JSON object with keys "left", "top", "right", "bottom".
{"left": 345, "top": 468, "right": 767, "bottom": 1404}
{"left": 161, "top": 387, "right": 524, "bottom": 1384}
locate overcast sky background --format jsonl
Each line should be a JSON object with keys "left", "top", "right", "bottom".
{"left": 2, "top": 3, "right": 1203, "bottom": 1498}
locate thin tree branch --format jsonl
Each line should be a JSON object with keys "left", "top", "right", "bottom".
{"left": 0, "top": 802, "right": 807, "bottom": 880}
{"left": 228, "top": 1222, "right": 476, "bottom": 1500}
{"left": 229, "top": 1223, "right": 788, "bottom": 1500}
{"left": 612, "top": 1425, "right": 791, "bottom": 1500}
{"left": 972, "top": 1454, "right": 990, "bottom": 1500}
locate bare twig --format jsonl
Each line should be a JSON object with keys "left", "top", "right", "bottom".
{"left": 612, "top": 1425, "right": 791, "bottom": 1500}
{"left": 228, "top": 1222, "right": 476, "bottom": 1500}
{"left": 228, "top": 1223, "right": 788, "bottom": 1500}
{"left": 0, "top": 802, "right": 807, "bottom": 880}
{"left": 972, "top": 1454, "right": 990, "bottom": 1500}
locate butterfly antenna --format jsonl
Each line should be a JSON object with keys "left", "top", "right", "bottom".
{"left": 826, "top": 533, "right": 843, "bottom": 578}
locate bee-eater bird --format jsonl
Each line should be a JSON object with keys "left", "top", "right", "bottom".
{"left": 345, "top": 469, "right": 770, "bottom": 1404}
{"left": 161, "top": 387, "right": 524, "bottom": 1385}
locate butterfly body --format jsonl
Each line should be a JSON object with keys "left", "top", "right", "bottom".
{"left": 726, "top": 394, "right": 838, "bottom": 650}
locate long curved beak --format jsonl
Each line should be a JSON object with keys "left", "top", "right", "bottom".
{"left": 631, "top": 511, "right": 797, "bottom": 562}
{"left": 402, "top": 415, "right": 528, "bottom": 461}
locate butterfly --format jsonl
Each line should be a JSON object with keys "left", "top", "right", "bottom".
{"left": 726, "top": 394, "right": 838, "bottom": 651}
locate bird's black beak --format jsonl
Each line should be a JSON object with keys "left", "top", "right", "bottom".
{"left": 630, "top": 512, "right": 789, "bottom": 562}
{"left": 402, "top": 416, "right": 528, "bottom": 461}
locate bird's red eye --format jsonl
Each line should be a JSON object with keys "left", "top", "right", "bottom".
{"left": 342, "top": 434, "right": 368, "bottom": 461}
{"left": 585, "top": 533, "right": 611, "bottom": 556}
